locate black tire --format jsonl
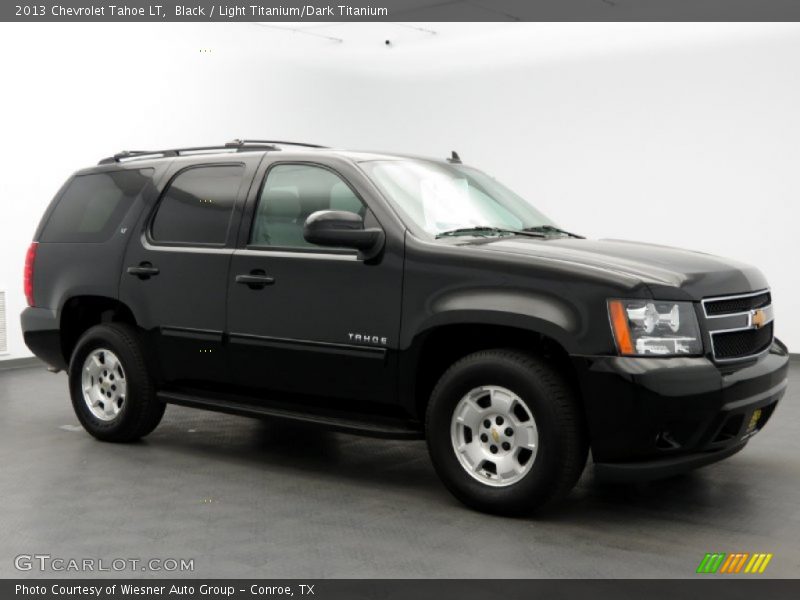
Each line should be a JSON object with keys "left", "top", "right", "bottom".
{"left": 426, "top": 349, "right": 588, "bottom": 515}
{"left": 68, "top": 323, "right": 165, "bottom": 443}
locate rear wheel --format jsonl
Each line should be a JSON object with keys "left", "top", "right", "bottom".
{"left": 426, "top": 349, "right": 587, "bottom": 515}
{"left": 69, "top": 323, "right": 164, "bottom": 442}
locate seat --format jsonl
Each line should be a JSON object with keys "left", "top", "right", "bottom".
{"left": 252, "top": 188, "right": 307, "bottom": 247}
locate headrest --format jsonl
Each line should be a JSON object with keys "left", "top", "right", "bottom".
{"left": 262, "top": 189, "right": 300, "bottom": 219}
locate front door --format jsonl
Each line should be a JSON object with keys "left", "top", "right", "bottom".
{"left": 226, "top": 159, "right": 403, "bottom": 405}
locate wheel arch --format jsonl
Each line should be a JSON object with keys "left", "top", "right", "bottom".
{"left": 399, "top": 317, "right": 584, "bottom": 424}
{"left": 59, "top": 295, "right": 139, "bottom": 366}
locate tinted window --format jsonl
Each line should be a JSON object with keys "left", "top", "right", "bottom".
{"left": 41, "top": 169, "right": 153, "bottom": 243}
{"left": 250, "top": 164, "right": 365, "bottom": 248}
{"left": 151, "top": 165, "right": 244, "bottom": 245}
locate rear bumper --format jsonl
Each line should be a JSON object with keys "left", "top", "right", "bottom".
{"left": 20, "top": 306, "right": 65, "bottom": 370}
{"left": 573, "top": 339, "right": 789, "bottom": 481}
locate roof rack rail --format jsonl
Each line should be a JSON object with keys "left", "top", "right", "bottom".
{"left": 97, "top": 143, "right": 277, "bottom": 165}
{"left": 228, "top": 139, "right": 329, "bottom": 149}
{"left": 97, "top": 138, "right": 325, "bottom": 165}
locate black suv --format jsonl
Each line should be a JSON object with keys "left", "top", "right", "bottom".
{"left": 21, "top": 139, "right": 789, "bottom": 514}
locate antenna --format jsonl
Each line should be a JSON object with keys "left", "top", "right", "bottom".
{"left": 447, "top": 151, "right": 462, "bottom": 164}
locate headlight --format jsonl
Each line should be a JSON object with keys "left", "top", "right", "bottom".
{"left": 608, "top": 299, "right": 702, "bottom": 356}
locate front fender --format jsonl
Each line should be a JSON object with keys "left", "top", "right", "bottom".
{"left": 401, "top": 287, "right": 582, "bottom": 354}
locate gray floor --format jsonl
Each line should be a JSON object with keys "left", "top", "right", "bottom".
{"left": 1, "top": 363, "right": 799, "bottom": 579}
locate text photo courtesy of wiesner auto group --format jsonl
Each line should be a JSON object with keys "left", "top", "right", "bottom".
{"left": 1, "top": 1, "right": 799, "bottom": 599}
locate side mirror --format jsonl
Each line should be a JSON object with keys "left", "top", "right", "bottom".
{"left": 303, "top": 210, "right": 385, "bottom": 259}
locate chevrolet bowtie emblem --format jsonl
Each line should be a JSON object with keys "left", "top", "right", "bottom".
{"left": 751, "top": 308, "right": 767, "bottom": 329}
{"left": 491, "top": 429, "right": 500, "bottom": 443}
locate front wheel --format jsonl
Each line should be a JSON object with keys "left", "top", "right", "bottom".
{"left": 426, "top": 349, "right": 587, "bottom": 515}
{"left": 69, "top": 323, "right": 165, "bottom": 442}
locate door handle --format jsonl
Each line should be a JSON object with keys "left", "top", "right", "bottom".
{"left": 236, "top": 271, "right": 275, "bottom": 289}
{"left": 127, "top": 263, "right": 160, "bottom": 279}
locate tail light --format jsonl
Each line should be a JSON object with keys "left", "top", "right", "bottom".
{"left": 24, "top": 242, "right": 38, "bottom": 307}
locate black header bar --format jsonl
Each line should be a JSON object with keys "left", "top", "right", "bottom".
{"left": 5, "top": 0, "right": 800, "bottom": 22}
{"left": 5, "top": 579, "right": 800, "bottom": 600}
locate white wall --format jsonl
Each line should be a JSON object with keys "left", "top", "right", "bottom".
{"left": 1, "top": 23, "right": 798, "bottom": 360}
{"left": 0, "top": 23, "right": 352, "bottom": 359}
{"left": 308, "top": 23, "right": 800, "bottom": 350}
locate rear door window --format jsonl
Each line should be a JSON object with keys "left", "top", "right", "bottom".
{"left": 40, "top": 169, "right": 153, "bottom": 243}
{"left": 150, "top": 165, "right": 244, "bottom": 245}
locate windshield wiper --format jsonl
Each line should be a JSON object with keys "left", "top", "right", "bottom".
{"left": 522, "top": 225, "right": 584, "bottom": 239}
{"left": 435, "top": 226, "right": 546, "bottom": 239}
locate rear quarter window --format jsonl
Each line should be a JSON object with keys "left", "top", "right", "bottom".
{"left": 40, "top": 169, "right": 154, "bottom": 243}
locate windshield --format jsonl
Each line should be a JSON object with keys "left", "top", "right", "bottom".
{"left": 361, "top": 160, "right": 556, "bottom": 238}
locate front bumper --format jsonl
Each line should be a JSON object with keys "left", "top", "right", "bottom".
{"left": 572, "top": 339, "right": 789, "bottom": 482}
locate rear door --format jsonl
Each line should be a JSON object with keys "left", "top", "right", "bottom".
{"left": 119, "top": 155, "right": 260, "bottom": 387}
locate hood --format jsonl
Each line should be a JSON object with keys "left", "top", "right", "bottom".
{"left": 468, "top": 237, "right": 767, "bottom": 300}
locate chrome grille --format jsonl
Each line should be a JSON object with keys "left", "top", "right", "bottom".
{"left": 704, "top": 291, "right": 771, "bottom": 316}
{"left": 702, "top": 289, "right": 774, "bottom": 362}
{"left": 713, "top": 322, "right": 774, "bottom": 360}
